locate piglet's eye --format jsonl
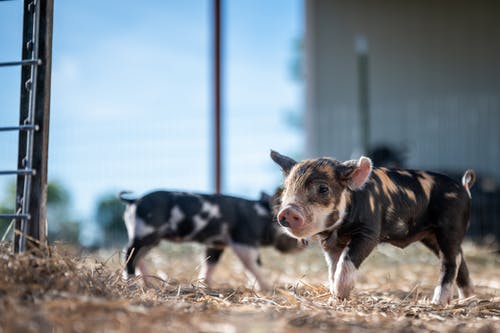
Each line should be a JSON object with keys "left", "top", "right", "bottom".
{"left": 318, "top": 184, "right": 329, "bottom": 194}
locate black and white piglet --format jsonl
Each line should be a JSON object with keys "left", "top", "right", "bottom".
{"left": 271, "top": 150, "right": 475, "bottom": 305}
{"left": 119, "top": 190, "right": 305, "bottom": 289}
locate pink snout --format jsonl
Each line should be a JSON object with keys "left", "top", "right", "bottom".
{"left": 277, "top": 206, "right": 305, "bottom": 229}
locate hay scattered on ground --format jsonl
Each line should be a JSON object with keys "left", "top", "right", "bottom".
{"left": 0, "top": 241, "right": 498, "bottom": 332}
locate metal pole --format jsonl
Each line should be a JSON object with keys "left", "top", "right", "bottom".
{"left": 213, "top": 0, "right": 222, "bottom": 194}
{"left": 15, "top": 0, "right": 35, "bottom": 252}
{"left": 14, "top": 0, "right": 53, "bottom": 252}
{"left": 0, "top": 124, "right": 38, "bottom": 131}
{"left": 0, "top": 59, "right": 42, "bottom": 67}
{"left": 356, "top": 36, "right": 370, "bottom": 155}
{"left": 28, "top": 0, "right": 52, "bottom": 251}
{"left": 18, "top": 0, "right": 42, "bottom": 252}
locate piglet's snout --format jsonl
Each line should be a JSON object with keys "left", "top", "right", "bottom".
{"left": 277, "top": 206, "right": 305, "bottom": 229}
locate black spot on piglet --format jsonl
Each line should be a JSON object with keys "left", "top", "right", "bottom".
{"left": 256, "top": 255, "right": 262, "bottom": 266}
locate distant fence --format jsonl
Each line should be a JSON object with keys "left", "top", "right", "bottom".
{"left": 469, "top": 185, "right": 500, "bottom": 243}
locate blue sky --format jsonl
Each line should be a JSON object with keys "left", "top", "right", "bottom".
{"left": 0, "top": 1, "right": 303, "bottom": 225}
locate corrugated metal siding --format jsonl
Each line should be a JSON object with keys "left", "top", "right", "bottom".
{"left": 392, "top": 95, "right": 500, "bottom": 175}
{"left": 306, "top": 0, "right": 500, "bottom": 240}
{"left": 306, "top": 0, "right": 500, "bottom": 179}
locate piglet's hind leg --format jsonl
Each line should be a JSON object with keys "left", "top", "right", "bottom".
{"left": 431, "top": 235, "right": 462, "bottom": 305}
{"left": 231, "top": 243, "right": 271, "bottom": 291}
{"left": 199, "top": 247, "right": 225, "bottom": 287}
{"left": 456, "top": 249, "right": 474, "bottom": 299}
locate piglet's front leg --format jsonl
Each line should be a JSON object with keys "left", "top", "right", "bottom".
{"left": 330, "top": 233, "right": 377, "bottom": 299}
{"left": 320, "top": 231, "right": 346, "bottom": 295}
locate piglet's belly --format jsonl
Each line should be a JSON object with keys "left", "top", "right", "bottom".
{"left": 380, "top": 228, "right": 433, "bottom": 248}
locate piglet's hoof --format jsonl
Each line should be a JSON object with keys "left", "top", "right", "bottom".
{"left": 121, "top": 270, "right": 130, "bottom": 282}
{"left": 431, "top": 285, "right": 453, "bottom": 306}
{"left": 327, "top": 294, "right": 350, "bottom": 305}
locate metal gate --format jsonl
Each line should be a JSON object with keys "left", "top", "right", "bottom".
{"left": 0, "top": 0, "right": 53, "bottom": 253}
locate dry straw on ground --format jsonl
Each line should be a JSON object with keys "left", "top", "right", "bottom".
{"left": 0, "top": 241, "right": 498, "bottom": 332}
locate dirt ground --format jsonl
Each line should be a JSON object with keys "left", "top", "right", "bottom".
{"left": 0, "top": 240, "right": 498, "bottom": 333}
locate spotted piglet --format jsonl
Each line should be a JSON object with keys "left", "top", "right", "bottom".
{"left": 271, "top": 150, "right": 476, "bottom": 305}
{"left": 120, "top": 190, "right": 305, "bottom": 290}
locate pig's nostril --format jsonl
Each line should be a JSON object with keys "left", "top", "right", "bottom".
{"left": 279, "top": 217, "right": 290, "bottom": 227}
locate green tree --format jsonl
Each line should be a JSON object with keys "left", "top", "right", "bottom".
{"left": 0, "top": 183, "right": 15, "bottom": 239}
{"left": 94, "top": 193, "right": 127, "bottom": 247}
{"left": 0, "top": 180, "right": 79, "bottom": 243}
{"left": 46, "top": 181, "right": 80, "bottom": 244}
{"left": 282, "top": 36, "right": 304, "bottom": 158}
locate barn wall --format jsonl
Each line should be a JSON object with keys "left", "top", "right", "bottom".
{"left": 305, "top": 0, "right": 500, "bottom": 180}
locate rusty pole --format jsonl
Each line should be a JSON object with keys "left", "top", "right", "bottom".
{"left": 214, "top": 0, "right": 222, "bottom": 194}
{"left": 14, "top": 0, "right": 53, "bottom": 252}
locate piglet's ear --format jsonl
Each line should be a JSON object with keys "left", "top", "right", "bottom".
{"left": 341, "top": 156, "right": 373, "bottom": 190}
{"left": 259, "top": 191, "right": 271, "bottom": 203}
{"left": 270, "top": 150, "right": 297, "bottom": 175}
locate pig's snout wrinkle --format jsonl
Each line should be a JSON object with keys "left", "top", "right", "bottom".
{"left": 277, "top": 206, "right": 304, "bottom": 229}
